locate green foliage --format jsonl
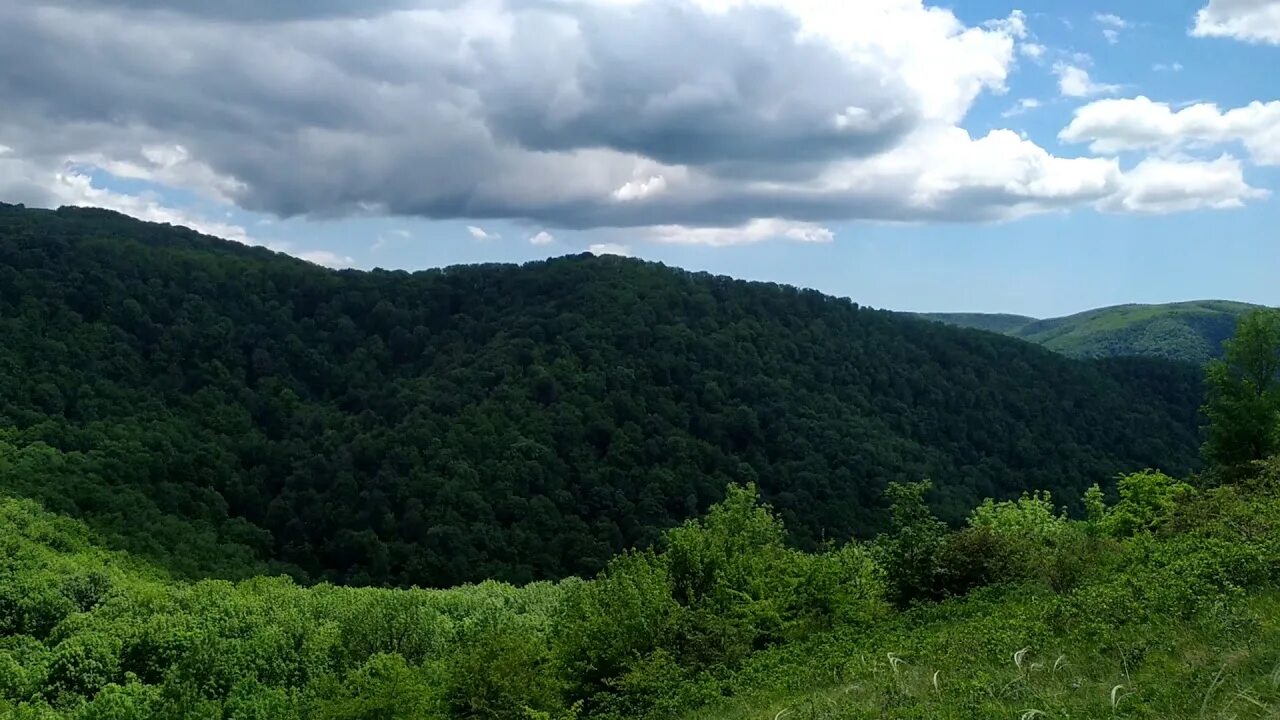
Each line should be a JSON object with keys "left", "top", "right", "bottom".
{"left": 936, "top": 492, "right": 1092, "bottom": 595}
{"left": 0, "top": 487, "right": 885, "bottom": 720}
{"left": 967, "top": 491, "right": 1065, "bottom": 543}
{"left": 1102, "top": 469, "right": 1196, "bottom": 537}
{"left": 4, "top": 454, "right": 1280, "bottom": 720}
{"left": 1083, "top": 483, "right": 1106, "bottom": 527}
{"left": 875, "top": 481, "right": 947, "bottom": 604}
{"left": 0, "top": 202, "right": 1203, "bottom": 586}
{"left": 1202, "top": 309, "right": 1280, "bottom": 473}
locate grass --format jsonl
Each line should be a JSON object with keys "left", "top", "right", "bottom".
{"left": 686, "top": 580, "right": 1280, "bottom": 718}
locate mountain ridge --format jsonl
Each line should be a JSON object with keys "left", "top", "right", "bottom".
{"left": 919, "top": 299, "right": 1265, "bottom": 363}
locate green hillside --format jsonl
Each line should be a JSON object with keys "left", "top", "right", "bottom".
{"left": 922, "top": 300, "right": 1263, "bottom": 363}
{"left": 0, "top": 203, "right": 1204, "bottom": 588}
{"left": 4, "top": 460, "right": 1280, "bottom": 719}
{"left": 914, "top": 312, "right": 1037, "bottom": 335}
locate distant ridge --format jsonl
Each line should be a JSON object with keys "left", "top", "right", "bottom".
{"left": 919, "top": 300, "right": 1265, "bottom": 364}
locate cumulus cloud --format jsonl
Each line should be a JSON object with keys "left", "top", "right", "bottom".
{"left": 650, "top": 219, "right": 835, "bottom": 246}
{"left": 1060, "top": 96, "right": 1280, "bottom": 165}
{"left": 0, "top": 0, "right": 1268, "bottom": 246}
{"left": 296, "top": 249, "right": 356, "bottom": 268}
{"left": 613, "top": 176, "right": 668, "bottom": 202}
{"left": 1019, "top": 42, "right": 1047, "bottom": 60}
{"left": 587, "top": 243, "right": 632, "bottom": 256}
{"left": 3, "top": 158, "right": 353, "bottom": 264}
{"left": 1054, "top": 63, "right": 1121, "bottom": 98}
{"left": 1094, "top": 13, "right": 1129, "bottom": 43}
{"left": 1102, "top": 155, "right": 1268, "bottom": 213}
{"left": 1002, "top": 98, "right": 1042, "bottom": 118}
{"left": 45, "top": 167, "right": 258, "bottom": 245}
{"left": 467, "top": 225, "right": 499, "bottom": 241}
{"left": 1192, "top": 0, "right": 1280, "bottom": 44}
{"left": 529, "top": 230, "right": 555, "bottom": 245}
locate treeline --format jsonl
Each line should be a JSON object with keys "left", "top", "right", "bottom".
{"left": 0, "top": 202, "right": 1204, "bottom": 586}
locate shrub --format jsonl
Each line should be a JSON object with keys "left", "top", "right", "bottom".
{"left": 554, "top": 551, "right": 677, "bottom": 697}
{"left": 1103, "top": 470, "right": 1195, "bottom": 537}
{"left": 873, "top": 481, "right": 948, "bottom": 604}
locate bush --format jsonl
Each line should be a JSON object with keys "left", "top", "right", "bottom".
{"left": 1103, "top": 470, "right": 1195, "bottom": 537}
{"left": 873, "top": 481, "right": 948, "bottom": 604}
{"left": 554, "top": 551, "right": 677, "bottom": 697}
{"left": 448, "top": 618, "right": 562, "bottom": 720}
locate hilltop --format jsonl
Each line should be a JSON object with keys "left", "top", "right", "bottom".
{"left": 921, "top": 299, "right": 1263, "bottom": 363}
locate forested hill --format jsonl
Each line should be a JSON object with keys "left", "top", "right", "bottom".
{"left": 0, "top": 202, "right": 1203, "bottom": 588}
{"left": 921, "top": 300, "right": 1262, "bottom": 363}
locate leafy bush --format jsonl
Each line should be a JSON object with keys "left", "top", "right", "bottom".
{"left": 1102, "top": 469, "right": 1196, "bottom": 536}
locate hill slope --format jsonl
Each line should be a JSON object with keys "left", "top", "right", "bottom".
{"left": 923, "top": 300, "right": 1262, "bottom": 363}
{"left": 914, "top": 312, "right": 1037, "bottom": 335}
{"left": 0, "top": 202, "right": 1203, "bottom": 587}
{"left": 4, "top": 462, "right": 1280, "bottom": 719}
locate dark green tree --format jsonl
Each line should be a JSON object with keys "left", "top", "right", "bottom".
{"left": 1202, "top": 309, "right": 1280, "bottom": 473}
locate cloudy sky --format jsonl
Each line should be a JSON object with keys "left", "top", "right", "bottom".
{"left": 2, "top": 0, "right": 1278, "bottom": 316}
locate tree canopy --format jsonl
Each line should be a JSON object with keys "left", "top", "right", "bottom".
{"left": 1202, "top": 308, "right": 1280, "bottom": 473}
{"left": 0, "top": 202, "right": 1204, "bottom": 587}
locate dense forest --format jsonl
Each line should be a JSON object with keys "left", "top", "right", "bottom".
{"left": 921, "top": 300, "right": 1262, "bottom": 363}
{"left": 0, "top": 202, "right": 1206, "bottom": 588}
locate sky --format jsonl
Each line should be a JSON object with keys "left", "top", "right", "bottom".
{"left": 1, "top": 0, "right": 1278, "bottom": 318}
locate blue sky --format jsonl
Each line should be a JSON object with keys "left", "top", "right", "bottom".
{"left": 2, "top": 0, "right": 1278, "bottom": 318}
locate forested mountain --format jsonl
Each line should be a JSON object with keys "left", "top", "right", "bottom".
{"left": 921, "top": 300, "right": 1262, "bottom": 363}
{"left": 0, "top": 202, "right": 1204, "bottom": 588}
{"left": 914, "top": 312, "right": 1037, "bottom": 335}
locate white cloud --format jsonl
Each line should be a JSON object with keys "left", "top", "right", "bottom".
{"left": 1019, "top": 42, "right": 1047, "bottom": 60}
{"left": 1002, "top": 98, "right": 1042, "bottom": 118}
{"left": 296, "top": 249, "right": 356, "bottom": 268}
{"left": 68, "top": 144, "right": 246, "bottom": 204}
{"left": 1060, "top": 96, "right": 1280, "bottom": 165}
{"left": 587, "top": 243, "right": 632, "bottom": 257}
{"left": 613, "top": 175, "right": 668, "bottom": 202}
{"left": 1095, "top": 13, "right": 1129, "bottom": 28}
{"left": 1152, "top": 62, "right": 1185, "bottom": 72}
{"left": 1192, "top": 0, "right": 1280, "bottom": 44}
{"left": 529, "top": 230, "right": 555, "bottom": 245}
{"left": 47, "top": 167, "right": 257, "bottom": 245}
{"left": 467, "top": 225, "right": 499, "bottom": 241}
{"left": 1094, "top": 13, "right": 1129, "bottom": 43}
{"left": 649, "top": 218, "right": 835, "bottom": 246}
{"left": 1101, "top": 155, "right": 1268, "bottom": 213}
{"left": 1054, "top": 63, "right": 1121, "bottom": 98}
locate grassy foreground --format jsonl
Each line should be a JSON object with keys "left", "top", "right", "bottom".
{"left": 3, "top": 460, "right": 1280, "bottom": 719}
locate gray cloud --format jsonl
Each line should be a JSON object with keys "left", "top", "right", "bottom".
{"left": 0, "top": 0, "right": 1259, "bottom": 234}
{"left": 473, "top": 3, "right": 915, "bottom": 166}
